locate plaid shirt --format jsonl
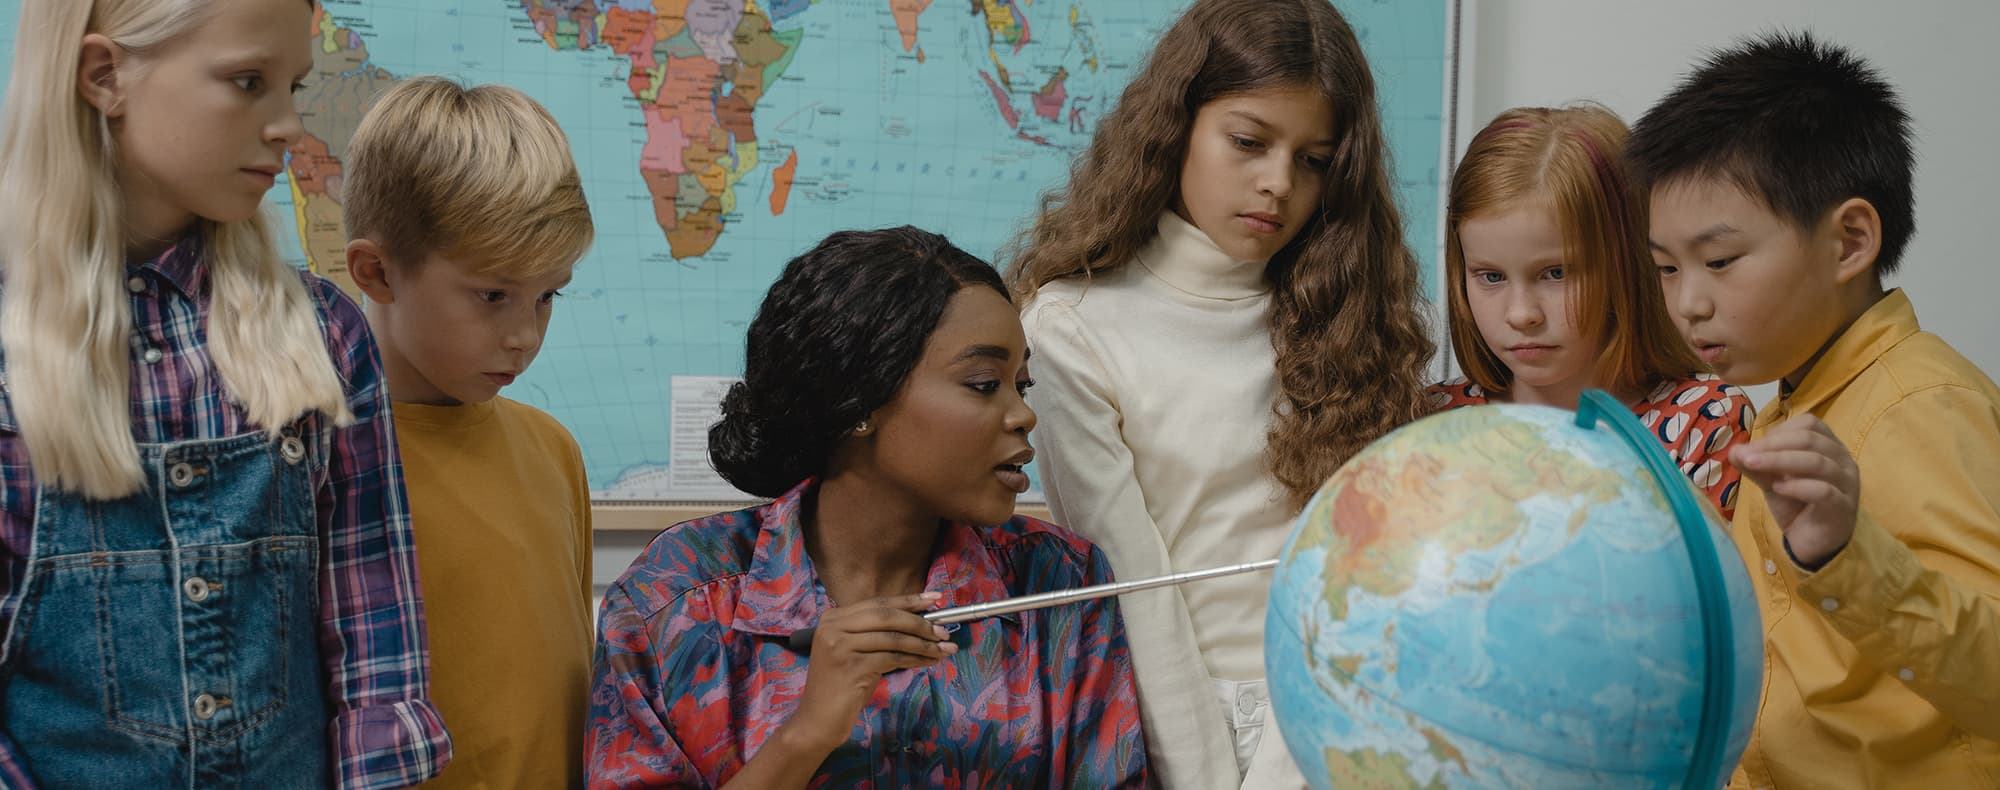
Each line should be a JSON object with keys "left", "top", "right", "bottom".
{"left": 0, "top": 236, "right": 451, "bottom": 788}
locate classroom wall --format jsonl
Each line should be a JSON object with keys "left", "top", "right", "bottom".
{"left": 1460, "top": 0, "right": 2000, "bottom": 392}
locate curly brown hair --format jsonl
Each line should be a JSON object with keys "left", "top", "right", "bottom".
{"left": 1004, "top": 0, "right": 1434, "bottom": 507}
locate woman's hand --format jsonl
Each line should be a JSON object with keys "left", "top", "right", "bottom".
{"left": 784, "top": 592, "right": 956, "bottom": 750}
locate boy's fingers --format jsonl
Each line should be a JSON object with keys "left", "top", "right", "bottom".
{"left": 1770, "top": 477, "right": 1854, "bottom": 511}
{"left": 1736, "top": 425, "right": 1855, "bottom": 479}
{"left": 1736, "top": 468, "right": 1800, "bottom": 510}
{"left": 1734, "top": 448, "right": 1848, "bottom": 481}
{"left": 1738, "top": 429, "right": 1832, "bottom": 456}
{"left": 1736, "top": 464, "right": 1790, "bottom": 501}
{"left": 1736, "top": 460, "right": 1775, "bottom": 486}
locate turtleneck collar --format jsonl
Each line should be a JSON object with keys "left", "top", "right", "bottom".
{"left": 1133, "top": 212, "right": 1271, "bottom": 301}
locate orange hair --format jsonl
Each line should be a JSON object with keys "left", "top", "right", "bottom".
{"left": 1445, "top": 105, "right": 1701, "bottom": 396}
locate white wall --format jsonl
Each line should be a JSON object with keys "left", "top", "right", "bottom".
{"left": 1459, "top": 0, "right": 2000, "bottom": 399}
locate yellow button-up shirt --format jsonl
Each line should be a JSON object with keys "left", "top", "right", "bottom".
{"left": 1728, "top": 290, "right": 2000, "bottom": 789}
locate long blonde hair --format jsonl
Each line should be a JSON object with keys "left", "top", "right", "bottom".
{"left": 0, "top": 0, "right": 348, "bottom": 499}
{"left": 1445, "top": 106, "right": 1702, "bottom": 397}
{"left": 1005, "top": 0, "right": 1434, "bottom": 507}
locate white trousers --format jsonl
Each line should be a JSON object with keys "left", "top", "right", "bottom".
{"left": 1213, "top": 678, "right": 1308, "bottom": 789}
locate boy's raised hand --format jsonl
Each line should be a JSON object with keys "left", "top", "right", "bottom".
{"left": 1731, "top": 414, "right": 1861, "bottom": 569}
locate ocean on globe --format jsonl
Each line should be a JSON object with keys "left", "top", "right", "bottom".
{"left": 1265, "top": 394, "right": 1762, "bottom": 789}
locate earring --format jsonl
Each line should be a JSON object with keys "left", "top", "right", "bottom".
{"left": 852, "top": 420, "right": 871, "bottom": 435}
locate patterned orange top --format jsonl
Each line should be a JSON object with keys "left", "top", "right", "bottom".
{"left": 1425, "top": 373, "right": 1755, "bottom": 519}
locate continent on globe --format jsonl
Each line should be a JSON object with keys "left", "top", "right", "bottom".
{"left": 1294, "top": 416, "right": 1626, "bottom": 622}
{"left": 1324, "top": 747, "right": 1445, "bottom": 790}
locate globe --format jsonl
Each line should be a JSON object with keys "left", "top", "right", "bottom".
{"left": 1265, "top": 391, "right": 1762, "bottom": 789}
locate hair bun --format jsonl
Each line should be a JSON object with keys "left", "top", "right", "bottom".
{"left": 707, "top": 381, "right": 813, "bottom": 498}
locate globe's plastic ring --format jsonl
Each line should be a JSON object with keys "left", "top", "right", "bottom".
{"left": 1574, "top": 389, "right": 1735, "bottom": 789}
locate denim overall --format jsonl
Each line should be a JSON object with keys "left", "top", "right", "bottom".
{"left": 0, "top": 398, "right": 330, "bottom": 787}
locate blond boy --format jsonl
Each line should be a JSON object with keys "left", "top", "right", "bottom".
{"left": 344, "top": 77, "right": 596, "bottom": 789}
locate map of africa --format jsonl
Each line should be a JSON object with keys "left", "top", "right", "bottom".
{"left": 0, "top": 0, "right": 1450, "bottom": 501}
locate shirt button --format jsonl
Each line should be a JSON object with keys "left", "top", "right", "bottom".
{"left": 183, "top": 576, "right": 212, "bottom": 603}
{"left": 1237, "top": 689, "right": 1258, "bottom": 717}
{"left": 1821, "top": 597, "right": 1840, "bottom": 612}
{"left": 1899, "top": 667, "right": 1915, "bottom": 683}
{"left": 142, "top": 348, "right": 163, "bottom": 364}
{"left": 126, "top": 276, "right": 146, "bottom": 293}
{"left": 1763, "top": 559, "right": 1778, "bottom": 575}
{"left": 192, "top": 693, "right": 218, "bottom": 720}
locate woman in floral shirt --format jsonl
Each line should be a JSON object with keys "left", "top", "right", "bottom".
{"left": 586, "top": 227, "right": 1148, "bottom": 789}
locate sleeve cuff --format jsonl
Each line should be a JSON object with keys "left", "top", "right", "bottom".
{"left": 332, "top": 699, "right": 454, "bottom": 790}
{"left": 1783, "top": 533, "right": 1840, "bottom": 572}
{"left": 1795, "top": 511, "right": 1922, "bottom": 640}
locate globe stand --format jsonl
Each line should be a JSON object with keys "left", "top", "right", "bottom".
{"left": 1574, "top": 389, "right": 1738, "bottom": 789}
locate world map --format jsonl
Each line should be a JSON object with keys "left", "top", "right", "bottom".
{"left": 0, "top": 0, "right": 1450, "bottom": 500}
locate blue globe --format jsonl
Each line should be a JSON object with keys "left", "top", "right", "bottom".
{"left": 1265, "top": 392, "right": 1761, "bottom": 788}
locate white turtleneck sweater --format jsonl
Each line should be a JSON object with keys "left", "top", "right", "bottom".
{"left": 1022, "top": 213, "right": 1300, "bottom": 789}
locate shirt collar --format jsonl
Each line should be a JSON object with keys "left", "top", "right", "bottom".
{"left": 1135, "top": 212, "right": 1270, "bottom": 300}
{"left": 130, "top": 230, "right": 208, "bottom": 300}
{"left": 730, "top": 479, "right": 1018, "bottom": 638}
{"left": 1769, "top": 289, "right": 1921, "bottom": 421}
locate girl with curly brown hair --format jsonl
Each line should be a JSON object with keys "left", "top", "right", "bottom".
{"left": 1005, "top": 0, "right": 1434, "bottom": 786}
